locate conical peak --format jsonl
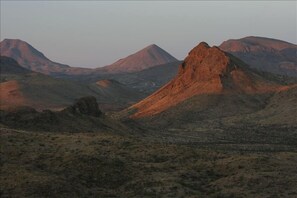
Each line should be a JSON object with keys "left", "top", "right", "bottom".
{"left": 189, "top": 42, "right": 210, "bottom": 54}
{"left": 180, "top": 42, "right": 231, "bottom": 76}
{"left": 102, "top": 43, "right": 177, "bottom": 73}
{"left": 146, "top": 44, "right": 159, "bottom": 48}
{"left": 141, "top": 44, "right": 162, "bottom": 52}
{"left": 0, "top": 38, "right": 47, "bottom": 60}
{"left": 1, "top": 39, "right": 30, "bottom": 48}
{"left": 2, "top": 38, "right": 23, "bottom": 43}
{"left": 186, "top": 42, "right": 229, "bottom": 64}
{"left": 197, "top": 42, "right": 210, "bottom": 49}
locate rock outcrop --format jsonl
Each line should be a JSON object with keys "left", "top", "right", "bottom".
{"left": 129, "top": 42, "right": 290, "bottom": 118}
{"left": 0, "top": 96, "right": 104, "bottom": 132}
{"left": 64, "top": 96, "right": 102, "bottom": 117}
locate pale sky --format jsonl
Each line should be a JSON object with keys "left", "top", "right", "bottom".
{"left": 1, "top": 1, "right": 296, "bottom": 68}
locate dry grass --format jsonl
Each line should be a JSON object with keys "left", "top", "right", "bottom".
{"left": 1, "top": 127, "right": 297, "bottom": 197}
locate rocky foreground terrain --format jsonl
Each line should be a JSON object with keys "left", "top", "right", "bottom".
{"left": 1, "top": 125, "right": 297, "bottom": 198}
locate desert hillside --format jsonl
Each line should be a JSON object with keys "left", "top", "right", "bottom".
{"left": 129, "top": 42, "right": 291, "bottom": 118}
{"left": 219, "top": 36, "right": 297, "bottom": 76}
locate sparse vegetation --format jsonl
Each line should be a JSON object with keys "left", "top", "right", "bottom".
{"left": 1, "top": 126, "right": 297, "bottom": 197}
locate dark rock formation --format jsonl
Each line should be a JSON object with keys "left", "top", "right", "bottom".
{"left": 0, "top": 96, "right": 104, "bottom": 132}
{"left": 64, "top": 96, "right": 102, "bottom": 117}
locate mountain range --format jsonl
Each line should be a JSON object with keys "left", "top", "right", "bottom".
{"left": 0, "top": 39, "right": 178, "bottom": 75}
{"left": 2, "top": 36, "right": 296, "bottom": 79}
{"left": 1, "top": 36, "right": 296, "bottom": 115}
{"left": 0, "top": 39, "right": 180, "bottom": 94}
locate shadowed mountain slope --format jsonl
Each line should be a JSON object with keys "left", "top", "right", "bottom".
{"left": 90, "top": 79, "right": 145, "bottom": 111}
{"left": 0, "top": 56, "right": 31, "bottom": 74}
{"left": 0, "top": 57, "right": 143, "bottom": 111}
{"left": 103, "top": 61, "right": 181, "bottom": 94}
{"left": 59, "top": 61, "right": 181, "bottom": 96}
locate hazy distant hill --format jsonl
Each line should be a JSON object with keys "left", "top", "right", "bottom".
{"left": 0, "top": 39, "right": 72, "bottom": 74}
{"left": 98, "top": 44, "right": 178, "bottom": 73}
{"left": 219, "top": 36, "right": 297, "bottom": 76}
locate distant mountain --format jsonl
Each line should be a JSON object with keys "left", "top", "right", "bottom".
{"left": 0, "top": 39, "right": 178, "bottom": 90}
{"left": 98, "top": 44, "right": 178, "bottom": 73}
{"left": 0, "top": 56, "right": 142, "bottom": 111}
{"left": 0, "top": 39, "right": 72, "bottom": 75}
{"left": 0, "top": 39, "right": 178, "bottom": 78}
{"left": 219, "top": 36, "right": 297, "bottom": 76}
{"left": 127, "top": 42, "right": 292, "bottom": 119}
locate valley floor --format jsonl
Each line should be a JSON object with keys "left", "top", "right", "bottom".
{"left": 1, "top": 126, "right": 297, "bottom": 198}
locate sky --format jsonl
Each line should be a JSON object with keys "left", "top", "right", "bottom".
{"left": 1, "top": 1, "right": 296, "bottom": 68}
